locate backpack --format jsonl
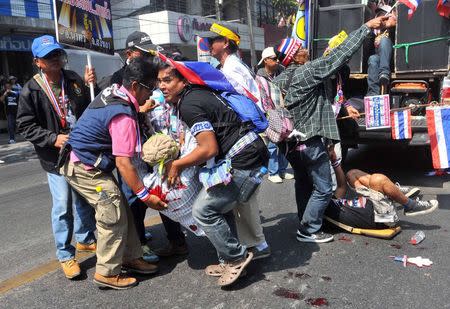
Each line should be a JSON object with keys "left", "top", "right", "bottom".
{"left": 255, "top": 73, "right": 295, "bottom": 143}
{"left": 215, "top": 90, "right": 269, "bottom": 134}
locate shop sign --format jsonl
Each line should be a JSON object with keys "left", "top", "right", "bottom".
{"left": 0, "top": 35, "right": 33, "bottom": 52}
{"left": 177, "top": 15, "right": 213, "bottom": 42}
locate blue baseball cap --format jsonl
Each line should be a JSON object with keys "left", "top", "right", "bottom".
{"left": 32, "top": 35, "right": 63, "bottom": 58}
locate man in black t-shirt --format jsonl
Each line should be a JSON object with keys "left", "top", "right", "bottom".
{"left": 158, "top": 63, "right": 268, "bottom": 287}
{"left": 0, "top": 81, "right": 19, "bottom": 143}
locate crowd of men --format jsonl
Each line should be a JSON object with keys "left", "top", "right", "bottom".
{"left": 13, "top": 5, "right": 439, "bottom": 291}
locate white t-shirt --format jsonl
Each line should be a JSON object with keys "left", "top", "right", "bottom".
{"left": 221, "top": 53, "right": 263, "bottom": 112}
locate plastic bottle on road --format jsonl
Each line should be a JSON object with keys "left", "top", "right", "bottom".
{"left": 410, "top": 231, "right": 425, "bottom": 245}
{"left": 239, "top": 166, "right": 268, "bottom": 203}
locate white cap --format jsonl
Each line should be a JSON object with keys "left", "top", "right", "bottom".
{"left": 258, "top": 47, "right": 276, "bottom": 66}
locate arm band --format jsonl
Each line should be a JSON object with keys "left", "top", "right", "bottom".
{"left": 136, "top": 186, "right": 151, "bottom": 202}
{"left": 331, "top": 158, "right": 342, "bottom": 168}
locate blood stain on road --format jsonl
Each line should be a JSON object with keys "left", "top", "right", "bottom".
{"left": 306, "top": 297, "right": 329, "bottom": 306}
{"left": 273, "top": 287, "right": 303, "bottom": 300}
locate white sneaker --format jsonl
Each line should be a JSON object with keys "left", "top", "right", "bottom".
{"left": 8, "top": 139, "right": 15, "bottom": 144}
{"left": 268, "top": 175, "right": 283, "bottom": 183}
{"left": 281, "top": 172, "right": 294, "bottom": 180}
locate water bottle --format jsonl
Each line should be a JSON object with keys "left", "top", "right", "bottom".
{"left": 410, "top": 230, "right": 425, "bottom": 245}
{"left": 239, "top": 166, "right": 268, "bottom": 203}
{"left": 441, "top": 76, "right": 450, "bottom": 104}
{"left": 96, "top": 186, "right": 111, "bottom": 203}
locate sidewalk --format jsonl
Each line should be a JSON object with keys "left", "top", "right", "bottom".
{"left": 0, "top": 132, "right": 35, "bottom": 164}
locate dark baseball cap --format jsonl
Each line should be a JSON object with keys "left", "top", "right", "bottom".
{"left": 125, "top": 31, "right": 158, "bottom": 53}
{"left": 199, "top": 23, "right": 240, "bottom": 45}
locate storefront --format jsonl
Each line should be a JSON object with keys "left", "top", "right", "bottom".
{"left": 0, "top": 0, "right": 54, "bottom": 127}
{"left": 112, "top": 10, "right": 265, "bottom": 63}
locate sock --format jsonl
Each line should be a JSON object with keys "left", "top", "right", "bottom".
{"left": 403, "top": 198, "right": 417, "bottom": 211}
{"left": 255, "top": 241, "right": 269, "bottom": 251}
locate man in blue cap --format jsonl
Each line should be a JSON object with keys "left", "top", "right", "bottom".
{"left": 16, "top": 35, "right": 98, "bottom": 279}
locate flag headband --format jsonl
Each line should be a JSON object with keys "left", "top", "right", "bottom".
{"left": 210, "top": 23, "right": 241, "bottom": 45}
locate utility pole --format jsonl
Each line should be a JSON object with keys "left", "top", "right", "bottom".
{"left": 215, "top": 0, "right": 222, "bottom": 21}
{"left": 246, "top": 0, "right": 257, "bottom": 67}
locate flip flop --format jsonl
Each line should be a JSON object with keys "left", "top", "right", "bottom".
{"left": 206, "top": 264, "right": 248, "bottom": 278}
{"left": 205, "top": 263, "right": 225, "bottom": 277}
{"left": 217, "top": 251, "right": 253, "bottom": 287}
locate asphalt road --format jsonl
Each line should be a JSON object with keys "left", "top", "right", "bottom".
{"left": 0, "top": 139, "right": 449, "bottom": 308}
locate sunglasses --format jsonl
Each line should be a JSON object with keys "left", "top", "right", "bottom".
{"left": 41, "top": 50, "right": 65, "bottom": 60}
{"left": 138, "top": 82, "right": 155, "bottom": 92}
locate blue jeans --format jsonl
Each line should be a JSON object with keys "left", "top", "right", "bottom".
{"left": 7, "top": 111, "right": 17, "bottom": 141}
{"left": 283, "top": 137, "right": 333, "bottom": 234}
{"left": 367, "top": 37, "right": 393, "bottom": 96}
{"left": 192, "top": 168, "right": 259, "bottom": 262}
{"left": 268, "top": 142, "right": 288, "bottom": 176}
{"left": 47, "top": 173, "right": 96, "bottom": 261}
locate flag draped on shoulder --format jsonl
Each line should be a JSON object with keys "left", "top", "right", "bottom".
{"left": 157, "top": 52, "right": 235, "bottom": 93}
{"left": 391, "top": 110, "right": 412, "bottom": 140}
{"left": 426, "top": 106, "right": 450, "bottom": 169}
{"left": 398, "top": 0, "right": 422, "bottom": 19}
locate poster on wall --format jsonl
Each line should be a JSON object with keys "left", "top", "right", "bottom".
{"left": 364, "top": 94, "right": 391, "bottom": 130}
{"left": 52, "top": 0, "right": 114, "bottom": 54}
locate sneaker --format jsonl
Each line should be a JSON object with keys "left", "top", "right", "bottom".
{"left": 250, "top": 246, "right": 271, "bottom": 260}
{"left": 142, "top": 244, "right": 159, "bottom": 263}
{"left": 268, "top": 175, "right": 283, "bottom": 183}
{"left": 296, "top": 230, "right": 334, "bottom": 243}
{"left": 8, "top": 139, "right": 15, "bottom": 144}
{"left": 60, "top": 259, "right": 81, "bottom": 279}
{"left": 122, "top": 258, "right": 158, "bottom": 275}
{"left": 405, "top": 199, "right": 438, "bottom": 217}
{"left": 76, "top": 242, "right": 97, "bottom": 253}
{"left": 154, "top": 241, "right": 188, "bottom": 257}
{"left": 379, "top": 73, "right": 390, "bottom": 87}
{"left": 93, "top": 273, "right": 137, "bottom": 290}
{"left": 395, "top": 182, "right": 420, "bottom": 199}
{"left": 280, "top": 172, "right": 295, "bottom": 180}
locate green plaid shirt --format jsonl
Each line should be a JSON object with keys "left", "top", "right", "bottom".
{"left": 273, "top": 25, "right": 371, "bottom": 142}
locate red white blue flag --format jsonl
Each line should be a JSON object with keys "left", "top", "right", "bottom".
{"left": 398, "top": 0, "right": 422, "bottom": 19}
{"left": 158, "top": 52, "right": 235, "bottom": 92}
{"left": 437, "top": 0, "right": 450, "bottom": 18}
{"left": 426, "top": 106, "right": 450, "bottom": 169}
{"left": 391, "top": 110, "right": 412, "bottom": 140}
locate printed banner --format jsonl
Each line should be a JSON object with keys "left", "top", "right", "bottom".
{"left": 53, "top": 0, "right": 114, "bottom": 54}
{"left": 426, "top": 106, "right": 450, "bottom": 169}
{"left": 364, "top": 95, "right": 391, "bottom": 130}
{"left": 291, "top": 0, "right": 309, "bottom": 48}
{"left": 391, "top": 109, "right": 412, "bottom": 139}
{"left": 196, "top": 36, "right": 211, "bottom": 62}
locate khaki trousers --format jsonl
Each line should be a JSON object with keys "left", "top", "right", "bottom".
{"left": 60, "top": 160, "right": 142, "bottom": 276}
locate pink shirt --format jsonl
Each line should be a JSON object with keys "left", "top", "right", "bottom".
{"left": 70, "top": 85, "right": 141, "bottom": 166}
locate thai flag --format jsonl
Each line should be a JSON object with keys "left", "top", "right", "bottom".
{"left": 437, "top": 0, "right": 450, "bottom": 18}
{"left": 426, "top": 106, "right": 450, "bottom": 169}
{"left": 391, "top": 110, "right": 412, "bottom": 140}
{"left": 157, "top": 52, "right": 259, "bottom": 102}
{"left": 398, "top": 0, "right": 422, "bottom": 19}
{"left": 0, "top": 0, "right": 53, "bottom": 19}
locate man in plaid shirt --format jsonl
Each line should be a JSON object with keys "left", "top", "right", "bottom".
{"left": 273, "top": 16, "right": 388, "bottom": 243}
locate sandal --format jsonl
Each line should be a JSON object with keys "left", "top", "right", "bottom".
{"left": 217, "top": 251, "right": 253, "bottom": 287}
{"left": 205, "top": 263, "right": 226, "bottom": 277}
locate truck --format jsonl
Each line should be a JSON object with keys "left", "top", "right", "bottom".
{"left": 309, "top": 0, "right": 450, "bottom": 160}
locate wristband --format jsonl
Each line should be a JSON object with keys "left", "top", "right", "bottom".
{"left": 136, "top": 186, "right": 151, "bottom": 202}
{"left": 343, "top": 101, "right": 351, "bottom": 108}
{"left": 331, "top": 158, "right": 342, "bottom": 168}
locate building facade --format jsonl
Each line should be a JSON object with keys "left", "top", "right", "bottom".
{"left": 110, "top": 0, "right": 267, "bottom": 63}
